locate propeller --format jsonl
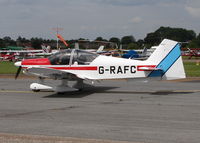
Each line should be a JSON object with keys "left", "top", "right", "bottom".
{"left": 15, "top": 66, "right": 22, "bottom": 80}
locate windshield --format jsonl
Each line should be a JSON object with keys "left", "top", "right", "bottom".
{"left": 48, "top": 49, "right": 98, "bottom": 65}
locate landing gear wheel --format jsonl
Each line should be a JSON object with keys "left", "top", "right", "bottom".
{"left": 32, "top": 89, "right": 40, "bottom": 92}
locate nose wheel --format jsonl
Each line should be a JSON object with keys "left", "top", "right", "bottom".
{"left": 30, "top": 83, "right": 53, "bottom": 92}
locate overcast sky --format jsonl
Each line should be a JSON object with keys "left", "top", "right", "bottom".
{"left": 0, "top": 0, "right": 200, "bottom": 40}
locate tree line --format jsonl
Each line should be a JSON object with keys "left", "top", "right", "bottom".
{"left": 0, "top": 26, "right": 200, "bottom": 50}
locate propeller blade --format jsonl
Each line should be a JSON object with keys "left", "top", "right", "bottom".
{"left": 15, "top": 66, "right": 22, "bottom": 80}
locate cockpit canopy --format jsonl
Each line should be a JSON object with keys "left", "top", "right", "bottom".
{"left": 48, "top": 49, "right": 98, "bottom": 65}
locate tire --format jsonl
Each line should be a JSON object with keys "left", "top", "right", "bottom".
{"left": 32, "top": 89, "right": 40, "bottom": 92}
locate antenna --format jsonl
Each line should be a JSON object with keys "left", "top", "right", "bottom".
{"left": 52, "top": 27, "right": 63, "bottom": 50}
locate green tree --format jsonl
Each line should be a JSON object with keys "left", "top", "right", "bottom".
{"left": 79, "top": 38, "right": 86, "bottom": 41}
{"left": 109, "top": 37, "right": 120, "bottom": 46}
{"left": 121, "top": 35, "right": 136, "bottom": 45}
{"left": 144, "top": 32, "right": 161, "bottom": 46}
{"left": 144, "top": 26, "right": 196, "bottom": 46}
{"left": 3, "top": 36, "right": 16, "bottom": 46}
{"left": 95, "top": 37, "right": 107, "bottom": 41}
{"left": 128, "top": 43, "right": 140, "bottom": 49}
{"left": 137, "top": 39, "right": 144, "bottom": 48}
{"left": 0, "top": 39, "right": 6, "bottom": 48}
{"left": 17, "top": 36, "right": 30, "bottom": 43}
{"left": 16, "top": 36, "right": 30, "bottom": 46}
{"left": 188, "top": 33, "right": 200, "bottom": 48}
{"left": 31, "top": 38, "right": 42, "bottom": 49}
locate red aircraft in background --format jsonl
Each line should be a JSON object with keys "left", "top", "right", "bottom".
{"left": 182, "top": 48, "right": 200, "bottom": 59}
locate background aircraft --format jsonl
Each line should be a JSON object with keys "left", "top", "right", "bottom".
{"left": 0, "top": 49, "right": 44, "bottom": 61}
{"left": 182, "top": 48, "right": 200, "bottom": 59}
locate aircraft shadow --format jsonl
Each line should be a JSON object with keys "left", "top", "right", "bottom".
{"left": 43, "top": 87, "right": 194, "bottom": 98}
{"left": 150, "top": 91, "right": 194, "bottom": 95}
{"left": 43, "top": 86, "right": 118, "bottom": 98}
{"left": 103, "top": 90, "right": 194, "bottom": 95}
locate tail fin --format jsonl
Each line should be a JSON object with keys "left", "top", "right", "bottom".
{"left": 97, "top": 45, "right": 104, "bottom": 53}
{"left": 147, "top": 39, "right": 186, "bottom": 80}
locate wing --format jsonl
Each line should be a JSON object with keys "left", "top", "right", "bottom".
{"left": 25, "top": 67, "right": 91, "bottom": 80}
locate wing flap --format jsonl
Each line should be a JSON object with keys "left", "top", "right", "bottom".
{"left": 26, "top": 67, "right": 89, "bottom": 80}
{"left": 26, "top": 67, "right": 64, "bottom": 77}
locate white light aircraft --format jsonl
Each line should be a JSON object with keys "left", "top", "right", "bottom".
{"left": 14, "top": 39, "right": 186, "bottom": 93}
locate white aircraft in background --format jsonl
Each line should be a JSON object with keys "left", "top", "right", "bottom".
{"left": 15, "top": 39, "right": 186, "bottom": 93}
{"left": 0, "top": 49, "right": 45, "bottom": 61}
{"left": 35, "top": 35, "right": 105, "bottom": 57}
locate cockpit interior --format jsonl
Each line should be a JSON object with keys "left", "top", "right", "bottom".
{"left": 48, "top": 49, "right": 98, "bottom": 65}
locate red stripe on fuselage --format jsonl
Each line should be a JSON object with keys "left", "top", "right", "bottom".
{"left": 50, "top": 66, "right": 97, "bottom": 70}
{"left": 137, "top": 65, "right": 156, "bottom": 71}
{"left": 22, "top": 66, "right": 98, "bottom": 71}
